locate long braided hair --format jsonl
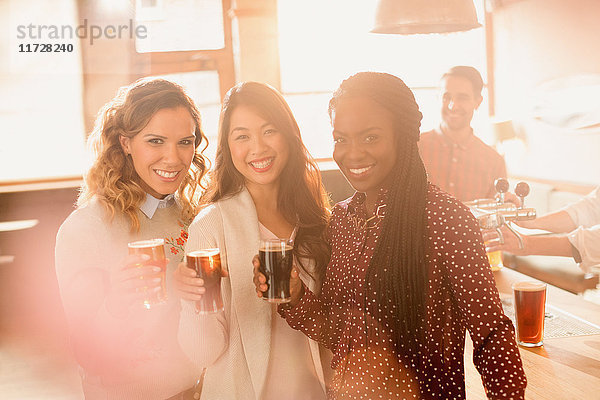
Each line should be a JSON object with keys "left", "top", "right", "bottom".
{"left": 329, "top": 72, "right": 429, "bottom": 358}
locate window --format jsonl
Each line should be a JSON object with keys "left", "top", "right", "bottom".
{"left": 132, "top": 0, "right": 234, "bottom": 109}
{"left": 133, "top": 0, "right": 234, "bottom": 161}
{"left": 1, "top": 0, "right": 87, "bottom": 182}
{"left": 152, "top": 71, "right": 222, "bottom": 160}
{"left": 135, "top": 0, "right": 225, "bottom": 52}
{"left": 277, "top": 0, "right": 489, "bottom": 160}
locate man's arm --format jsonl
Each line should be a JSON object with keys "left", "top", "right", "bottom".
{"left": 517, "top": 210, "right": 577, "bottom": 233}
{"left": 485, "top": 226, "right": 573, "bottom": 257}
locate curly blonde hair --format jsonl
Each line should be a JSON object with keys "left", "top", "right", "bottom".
{"left": 79, "top": 78, "right": 209, "bottom": 231}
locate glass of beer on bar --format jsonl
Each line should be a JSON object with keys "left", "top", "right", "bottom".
{"left": 258, "top": 238, "right": 294, "bottom": 303}
{"left": 186, "top": 249, "right": 224, "bottom": 314}
{"left": 512, "top": 281, "right": 547, "bottom": 347}
{"left": 486, "top": 249, "right": 504, "bottom": 271}
{"left": 127, "top": 238, "right": 168, "bottom": 309}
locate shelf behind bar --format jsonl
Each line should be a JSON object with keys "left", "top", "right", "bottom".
{"left": 0, "top": 176, "right": 83, "bottom": 193}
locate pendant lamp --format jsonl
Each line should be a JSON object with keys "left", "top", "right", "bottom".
{"left": 371, "top": 0, "right": 481, "bottom": 34}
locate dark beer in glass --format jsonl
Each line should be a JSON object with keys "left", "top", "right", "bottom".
{"left": 127, "top": 238, "right": 168, "bottom": 309}
{"left": 259, "top": 239, "right": 294, "bottom": 303}
{"left": 512, "top": 281, "right": 546, "bottom": 347}
{"left": 186, "top": 249, "right": 224, "bottom": 314}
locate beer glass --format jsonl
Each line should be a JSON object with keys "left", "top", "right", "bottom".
{"left": 258, "top": 238, "right": 294, "bottom": 303}
{"left": 186, "top": 249, "right": 224, "bottom": 314}
{"left": 486, "top": 249, "right": 504, "bottom": 271}
{"left": 512, "top": 281, "right": 547, "bottom": 347}
{"left": 127, "top": 238, "right": 168, "bottom": 309}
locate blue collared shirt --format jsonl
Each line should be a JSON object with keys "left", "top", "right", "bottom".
{"left": 139, "top": 193, "right": 175, "bottom": 219}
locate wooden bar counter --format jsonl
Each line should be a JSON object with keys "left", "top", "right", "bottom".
{"left": 465, "top": 267, "right": 600, "bottom": 399}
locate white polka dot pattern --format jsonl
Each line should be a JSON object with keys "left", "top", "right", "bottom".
{"left": 279, "top": 184, "right": 527, "bottom": 399}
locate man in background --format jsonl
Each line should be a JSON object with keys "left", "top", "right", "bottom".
{"left": 419, "top": 66, "right": 506, "bottom": 202}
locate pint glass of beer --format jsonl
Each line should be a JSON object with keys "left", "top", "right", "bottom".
{"left": 186, "top": 249, "right": 224, "bottom": 314}
{"left": 258, "top": 238, "right": 294, "bottom": 303}
{"left": 127, "top": 238, "right": 168, "bottom": 309}
{"left": 512, "top": 281, "right": 547, "bottom": 347}
{"left": 486, "top": 249, "right": 504, "bottom": 271}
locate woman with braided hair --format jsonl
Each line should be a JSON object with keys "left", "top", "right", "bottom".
{"left": 253, "top": 72, "right": 527, "bottom": 399}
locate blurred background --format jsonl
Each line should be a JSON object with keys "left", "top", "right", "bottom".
{"left": 0, "top": 0, "right": 599, "bottom": 398}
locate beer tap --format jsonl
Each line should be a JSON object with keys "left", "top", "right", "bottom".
{"left": 515, "top": 182, "right": 530, "bottom": 209}
{"left": 465, "top": 179, "right": 515, "bottom": 213}
{"left": 465, "top": 179, "right": 537, "bottom": 249}
{"left": 498, "top": 181, "right": 536, "bottom": 226}
{"left": 495, "top": 177, "right": 509, "bottom": 205}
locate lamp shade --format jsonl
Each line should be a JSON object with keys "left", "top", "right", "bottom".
{"left": 371, "top": 0, "right": 481, "bottom": 34}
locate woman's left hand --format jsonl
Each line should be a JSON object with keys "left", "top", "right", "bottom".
{"left": 288, "top": 266, "right": 304, "bottom": 308}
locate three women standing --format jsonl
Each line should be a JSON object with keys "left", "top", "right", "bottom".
{"left": 57, "top": 73, "right": 526, "bottom": 400}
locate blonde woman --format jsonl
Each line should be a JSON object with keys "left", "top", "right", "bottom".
{"left": 55, "top": 78, "right": 226, "bottom": 399}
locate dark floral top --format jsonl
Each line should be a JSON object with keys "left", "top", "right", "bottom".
{"left": 279, "top": 184, "right": 527, "bottom": 399}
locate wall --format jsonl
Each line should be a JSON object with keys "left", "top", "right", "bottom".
{"left": 0, "top": 187, "right": 78, "bottom": 347}
{"left": 491, "top": 0, "right": 600, "bottom": 185}
{"left": 492, "top": 0, "right": 600, "bottom": 116}
{"left": 230, "top": 0, "right": 281, "bottom": 88}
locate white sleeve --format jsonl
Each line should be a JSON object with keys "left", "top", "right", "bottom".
{"left": 567, "top": 224, "right": 600, "bottom": 273}
{"left": 563, "top": 187, "right": 600, "bottom": 228}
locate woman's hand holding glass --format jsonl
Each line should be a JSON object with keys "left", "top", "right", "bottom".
{"left": 174, "top": 261, "right": 229, "bottom": 301}
{"left": 174, "top": 261, "right": 206, "bottom": 302}
{"left": 252, "top": 255, "right": 304, "bottom": 307}
{"left": 105, "top": 254, "right": 163, "bottom": 317}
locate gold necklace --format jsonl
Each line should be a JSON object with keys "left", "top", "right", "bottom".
{"left": 350, "top": 204, "right": 387, "bottom": 232}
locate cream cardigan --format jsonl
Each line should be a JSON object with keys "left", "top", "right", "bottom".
{"left": 179, "top": 188, "right": 326, "bottom": 400}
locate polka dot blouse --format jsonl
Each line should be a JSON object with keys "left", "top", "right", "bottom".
{"left": 279, "top": 184, "right": 527, "bottom": 399}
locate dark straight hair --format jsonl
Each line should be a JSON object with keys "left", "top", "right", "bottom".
{"left": 205, "top": 81, "right": 331, "bottom": 283}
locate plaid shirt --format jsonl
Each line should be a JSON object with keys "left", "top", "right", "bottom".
{"left": 418, "top": 128, "right": 507, "bottom": 202}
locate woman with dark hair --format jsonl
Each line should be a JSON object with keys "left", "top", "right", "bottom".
{"left": 56, "top": 78, "right": 225, "bottom": 399}
{"left": 175, "top": 81, "right": 331, "bottom": 399}
{"left": 254, "top": 72, "right": 527, "bottom": 399}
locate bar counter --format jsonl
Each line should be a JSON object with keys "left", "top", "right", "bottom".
{"left": 465, "top": 267, "right": 600, "bottom": 399}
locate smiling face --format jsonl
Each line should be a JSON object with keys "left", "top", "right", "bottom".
{"left": 227, "top": 105, "right": 290, "bottom": 191}
{"left": 119, "top": 106, "right": 196, "bottom": 199}
{"left": 440, "top": 75, "right": 483, "bottom": 133}
{"left": 332, "top": 96, "right": 397, "bottom": 200}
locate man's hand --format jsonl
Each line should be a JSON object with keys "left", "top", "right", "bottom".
{"left": 483, "top": 226, "right": 530, "bottom": 255}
